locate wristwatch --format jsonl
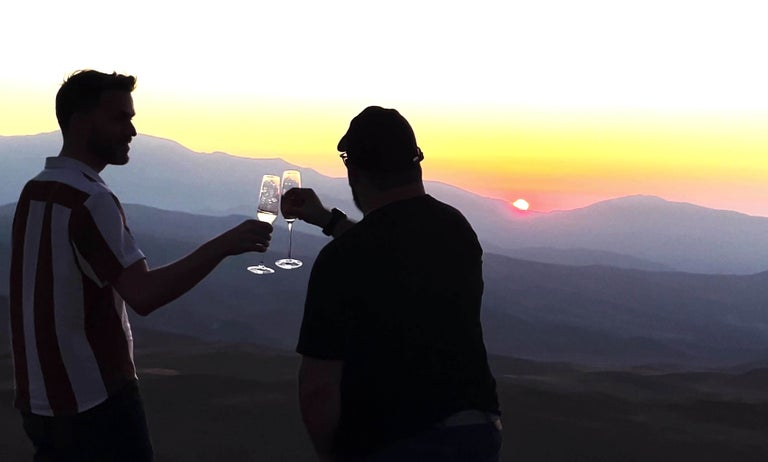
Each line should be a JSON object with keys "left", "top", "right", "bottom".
{"left": 322, "top": 208, "right": 347, "bottom": 236}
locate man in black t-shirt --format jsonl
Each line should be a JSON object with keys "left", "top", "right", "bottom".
{"left": 283, "top": 106, "right": 501, "bottom": 462}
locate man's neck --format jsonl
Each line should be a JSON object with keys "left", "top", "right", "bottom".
{"left": 361, "top": 183, "right": 426, "bottom": 215}
{"left": 59, "top": 145, "right": 107, "bottom": 173}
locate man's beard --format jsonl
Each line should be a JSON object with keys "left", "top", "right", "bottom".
{"left": 351, "top": 184, "right": 363, "bottom": 213}
{"left": 88, "top": 134, "right": 130, "bottom": 166}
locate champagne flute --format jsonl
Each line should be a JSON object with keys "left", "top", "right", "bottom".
{"left": 275, "top": 170, "right": 303, "bottom": 269}
{"left": 247, "top": 174, "right": 280, "bottom": 275}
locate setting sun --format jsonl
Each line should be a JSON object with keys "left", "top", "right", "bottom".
{"left": 1, "top": 0, "right": 767, "bottom": 216}
{"left": 512, "top": 199, "right": 530, "bottom": 211}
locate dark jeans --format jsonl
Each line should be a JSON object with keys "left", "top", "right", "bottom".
{"left": 344, "top": 421, "right": 502, "bottom": 462}
{"left": 21, "top": 381, "right": 154, "bottom": 462}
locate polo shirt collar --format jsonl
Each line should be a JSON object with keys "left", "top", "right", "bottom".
{"left": 45, "top": 156, "right": 106, "bottom": 185}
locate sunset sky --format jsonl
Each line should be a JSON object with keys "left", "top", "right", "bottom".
{"left": 2, "top": 0, "right": 767, "bottom": 216}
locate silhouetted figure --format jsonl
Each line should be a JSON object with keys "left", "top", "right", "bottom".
{"left": 9, "top": 70, "right": 273, "bottom": 461}
{"left": 283, "top": 106, "right": 501, "bottom": 462}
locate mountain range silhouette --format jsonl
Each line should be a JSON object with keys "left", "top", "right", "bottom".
{"left": 2, "top": 133, "right": 768, "bottom": 460}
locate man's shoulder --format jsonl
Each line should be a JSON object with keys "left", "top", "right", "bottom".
{"left": 415, "top": 195, "right": 474, "bottom": 227}
{"left": 36, "top": 164, "right": 111, "bottom": 194}
{"left": 311, "top": 224, "right": 375, "bottom": 271}
{"left": 19, "top": 168, "right": 117, "bottom": 214}
{"left": 423, "top": 194, "right": 464, "bottom": 213}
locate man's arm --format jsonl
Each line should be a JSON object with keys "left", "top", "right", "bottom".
{"left": 114, "top": 219, "right": 272, "bottom": 316}
{"left": 281, "top": 188, "right": 355, "bottom": 238}
{"left": 298, "top": 356, "right": 343, "bottom": 461}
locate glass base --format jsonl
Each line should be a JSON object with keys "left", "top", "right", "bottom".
{"left": 275, "top": 258, "right": 303, "bottom": 270}
{"left": 247, "top": 264, "right": 275, "bottom": 275}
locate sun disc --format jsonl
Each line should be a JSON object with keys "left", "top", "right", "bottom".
{"left": 512, "top": 199, "right": 530, "bottom": 211}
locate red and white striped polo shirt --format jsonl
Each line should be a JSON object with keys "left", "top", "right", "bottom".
{"left": 10, "top": 156, "right": 145, "bottom": 416}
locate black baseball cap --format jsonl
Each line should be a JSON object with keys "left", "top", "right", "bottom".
{"left": 337, "top": 106, "right": 424, "bottom": 172}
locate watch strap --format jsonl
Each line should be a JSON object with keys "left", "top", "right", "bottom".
{"left": 322, "top": 208, "right": 347, "bottom": 236}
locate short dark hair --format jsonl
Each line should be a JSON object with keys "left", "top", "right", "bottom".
{"left": 338, "top": 106, "right": 424, "bottom": 190}
{"left": 338, "top": 106, "right": 423, "bottom": 173}
{"left": 55, "top": 70, "right": 137, "bottom": 135}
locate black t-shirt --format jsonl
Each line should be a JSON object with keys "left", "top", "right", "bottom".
{"left": 296, "top": 194, "right": 499, "bottom": 456}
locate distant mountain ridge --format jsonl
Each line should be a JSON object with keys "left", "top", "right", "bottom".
{"left": 500, "top": 246, "right": 672, "bottom": 272}
{"left": 2, "top": 203, "right": 768, "bottom": 367}
{"left": 514, "top": 195, "right": 768, "bottom": 273}
{"left": 2, "top": 132, "right": 768, "bottom": 274}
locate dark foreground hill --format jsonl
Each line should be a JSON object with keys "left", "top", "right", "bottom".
{"left": 2, "top": 329, "right": 767, "bottom": 461}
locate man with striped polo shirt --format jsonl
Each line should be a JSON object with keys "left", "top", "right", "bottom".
{"left": 10, "top": 70, "right": 273, "bottom": 461}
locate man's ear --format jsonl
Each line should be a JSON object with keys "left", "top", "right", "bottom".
{"left": 68, "top": 111, "right": 91, "bottom": 138}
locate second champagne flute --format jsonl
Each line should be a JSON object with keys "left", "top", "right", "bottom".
{"left": 275, "top": 170, "right": 303, "bottom": 269}
{"left": 247, "top": 174, "right": 280, "bottom": 275}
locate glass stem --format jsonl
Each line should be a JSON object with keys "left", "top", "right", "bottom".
{"left": 287, "top": 222, "right": 293, "bottom": 259}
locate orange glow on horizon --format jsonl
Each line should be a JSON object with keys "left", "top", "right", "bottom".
{"left": 2, "top": 92, "right": 768, "bottom": 217}
{"left": 3, "top": 0, "right": 768, "bottom": 218}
